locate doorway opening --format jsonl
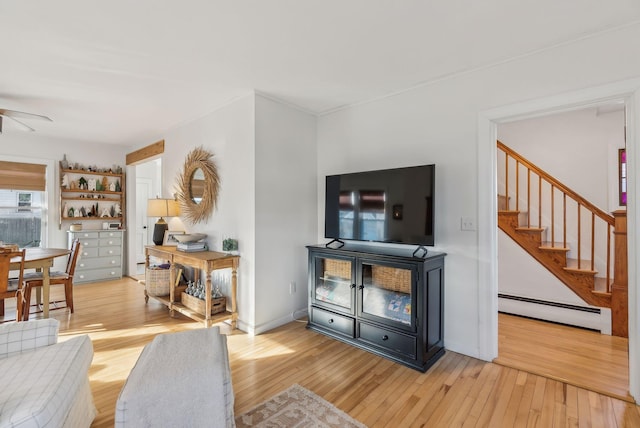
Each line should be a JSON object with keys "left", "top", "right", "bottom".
{"left": 478, "top": 89, "right": 637, "bottom": 402}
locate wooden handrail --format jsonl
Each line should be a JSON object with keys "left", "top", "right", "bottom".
{"left": 498, "top": 141, "right": 615, "bottom": 226}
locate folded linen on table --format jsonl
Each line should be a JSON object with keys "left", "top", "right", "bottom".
{"left": 115, "top": 326, "right": 234, "bottom": 428}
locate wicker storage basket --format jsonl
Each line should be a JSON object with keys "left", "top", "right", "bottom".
{"left": 323, "top": 259, "right": 351, "bottom": 280}
{"left": 145, "top": 267, "right": 171, "bottom": 297}
{"left": 371, "top": 266, "right": 411, "bottom": 294}
{"left": 181, "top": 292, "right": 226, "bottom": 316}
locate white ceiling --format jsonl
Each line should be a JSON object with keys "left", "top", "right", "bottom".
{"left": 1, "top": 1, "right": 639, "bottom": 145}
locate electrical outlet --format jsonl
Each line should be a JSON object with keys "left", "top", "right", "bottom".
{"left": 461, "top": 216, "right": 476, "bottom": 231}
{"left": 289, "top": 281, "right": 296, "bottom": 294}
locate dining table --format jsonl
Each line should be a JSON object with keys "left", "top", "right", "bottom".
{"left": 11, "top": 247, "right": 71, "bottom": 318}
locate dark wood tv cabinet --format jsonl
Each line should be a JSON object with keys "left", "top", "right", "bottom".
{"left": 306, "top": 244, "right": 445, "bottom": 372}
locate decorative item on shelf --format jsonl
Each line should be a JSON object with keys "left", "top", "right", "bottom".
{"left": 222, "top": 238, "right": 238, "bottom": 253}
{"left": 70, "top": 223, "right": 82, "bottom": 232}
{"left": 176, "top": 146, "right": 220, "bottom": 224}
{"left": 162, "top": 230, "right": 185, "bottom": 246}
{"left": 182, "top": 280, "right": 226, "bottom": 315}
{"left": 147, "top": 197, "right": 181, "bottom": 245}
{"left": 172, "top": 233, "right": 207, "bottom": 243}
{"left": 176, "top": 241, "right": 207, "bottom": 253}
{"left": 60, "top": 154, "right": 69, "bottom": 170}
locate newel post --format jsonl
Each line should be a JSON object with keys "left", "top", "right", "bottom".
{"left": 611, "top": 210, "right": 628, "bottom": 338}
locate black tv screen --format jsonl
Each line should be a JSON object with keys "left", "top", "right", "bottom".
{"left": 325, "top": 164, "right": 435, "bottom": 246}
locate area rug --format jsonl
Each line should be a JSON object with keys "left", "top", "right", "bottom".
{"left": 235, "top": 384, "right": 367, "bottom": 428}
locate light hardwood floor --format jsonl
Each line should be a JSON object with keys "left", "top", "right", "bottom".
{"left": 495, "top": 312, "right": 631, "bottom": 403}
{"left": 4, "top": 278, "right": 640, "bottom": 427}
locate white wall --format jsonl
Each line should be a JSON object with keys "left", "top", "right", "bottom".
{"left": 254, "top": 95, "right": 317, "bottom": 332}
{"left": 499, "top": 107, "right": 625, "bottom": 210}
{"left": 317, "top": 23, "right": 640, "bottom": 359}
{"left": 151, "top": 94, "right": 257, "bottom": 328}
{"left": 125, "top": 93, "right": 317, "bottom": 333}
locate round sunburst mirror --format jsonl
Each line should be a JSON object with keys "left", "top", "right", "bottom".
{"left": 176, "top": 146, "right": 220, "bottom": 224}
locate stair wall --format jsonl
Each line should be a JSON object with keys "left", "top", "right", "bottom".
{"left": 498, "top": 231, "right": 611, "bottom": 332}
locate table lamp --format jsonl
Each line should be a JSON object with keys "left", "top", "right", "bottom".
{"left": 147, "top": 198, "right": 180, "bottom": 245}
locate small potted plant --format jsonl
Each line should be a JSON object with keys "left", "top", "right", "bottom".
{"left": 222, "top": 238, "right": 238, "bottom": 254}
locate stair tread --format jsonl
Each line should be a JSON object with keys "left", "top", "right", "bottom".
{"left": 539, "top": 241, "right": 569, "bottom": 251}
{"left": 515, "top": 227, "right": 545, "bottom": 232}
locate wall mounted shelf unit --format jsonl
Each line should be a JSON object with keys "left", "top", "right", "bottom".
{"left": 59, "top": 167, "right": 125, "bottom": 230}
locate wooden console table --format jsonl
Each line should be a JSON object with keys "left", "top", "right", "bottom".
{"left": 144, "top": 246, "right": 240, "bottom": 328}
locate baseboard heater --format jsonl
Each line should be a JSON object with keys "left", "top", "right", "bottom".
{"left": 498, "top": 293, "right": 608, "bottom": 333}
{"left": 498, "top": 293, "right": 600, "bottom": 314}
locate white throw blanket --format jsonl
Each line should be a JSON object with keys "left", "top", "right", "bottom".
{"left": 115, "top": 327, "right": 234, "bottom": 427}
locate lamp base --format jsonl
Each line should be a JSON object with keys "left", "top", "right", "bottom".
{"left": 152, "top": 222, "right": 168, "bottom": 246}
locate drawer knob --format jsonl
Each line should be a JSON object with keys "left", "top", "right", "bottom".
{"left": 358, "top": 285, "right": 364, "bottom": 290}
{"left": 350, "top": 284, "right": 356, "bottom": 289}
{"left": 80, "top": 263, "right": 85, "bottom": 267}
{"left": 382, "top": 335, "right": 389, "bottom": 341}
{"left": 328, "top": 318, "right": 334, "bottom": 324}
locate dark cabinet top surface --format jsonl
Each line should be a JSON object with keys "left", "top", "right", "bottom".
{"left": 307, "top": 243, "right": 446, "bottom": 263}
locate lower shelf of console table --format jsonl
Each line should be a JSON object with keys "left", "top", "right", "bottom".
{"left": 144, "top": 246, "right": 240, "bottom": 328}
{"left": 150, "top": 294, "right": 236, "bottom": 327}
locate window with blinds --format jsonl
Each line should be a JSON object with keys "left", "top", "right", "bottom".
{"left": 0, "top": 160, "right": 46, "bottom": 247}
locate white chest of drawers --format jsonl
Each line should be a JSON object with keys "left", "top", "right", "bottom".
{"left": 68, "top": 230, "right": 124, "bottom": 283}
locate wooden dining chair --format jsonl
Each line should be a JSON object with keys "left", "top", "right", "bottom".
{"left": 0, "top": 248, "right": 26, "bottom": 322}
{"left": 21, "top": 239, "right": 81, "bottom": 321}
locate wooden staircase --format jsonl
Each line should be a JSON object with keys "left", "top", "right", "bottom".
{"left": 497, "top": 141, "right": 628, "bottom": 336}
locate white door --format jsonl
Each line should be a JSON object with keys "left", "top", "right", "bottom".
{"left": 135, "top": 177, "right": 153, "bottom": 263}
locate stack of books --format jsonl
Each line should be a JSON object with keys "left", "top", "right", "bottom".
{"left": 177, "top": 241, "right": 207, "bottom": 252}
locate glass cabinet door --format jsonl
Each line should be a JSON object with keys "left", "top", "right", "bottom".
{"left": 312, "top": 255, "right": 355, "bottom": 314}
{"left": 358, "top": 260, "right": 415, "bottom": 330}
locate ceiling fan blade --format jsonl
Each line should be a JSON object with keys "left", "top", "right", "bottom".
{"left": 0, "top": 113, "right": 36, "bottom": 132}
{"left": 0, "top": 108, "right": 52, "bottom": 122}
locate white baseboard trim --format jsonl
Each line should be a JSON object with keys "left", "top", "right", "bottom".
{"left": 245, "top": 307, "right": 309, "bottom": 336}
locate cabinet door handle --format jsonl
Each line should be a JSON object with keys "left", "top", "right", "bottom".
{"left": 358, "top": 285, "right": 364, "bottom": 290}
{"left": 382, "top": 335, "right": 389, "bottom": 341}
{"left": 350, "top": 284, "right": 356, "bottom": 289}
{"left": 328, "top": 318, "right": 334, "bottom": 324}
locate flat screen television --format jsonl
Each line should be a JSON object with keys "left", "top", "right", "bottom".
{"left": 325, "top": 164, "right": 435, "bottom": 246}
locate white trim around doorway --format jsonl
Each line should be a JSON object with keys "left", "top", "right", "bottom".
{"left": 478, "top": 77, "right": 640, "bottom": 402}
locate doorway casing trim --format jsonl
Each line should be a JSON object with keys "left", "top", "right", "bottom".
{"left": 478, "top": 77, "right": 640, "bottom": 401}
